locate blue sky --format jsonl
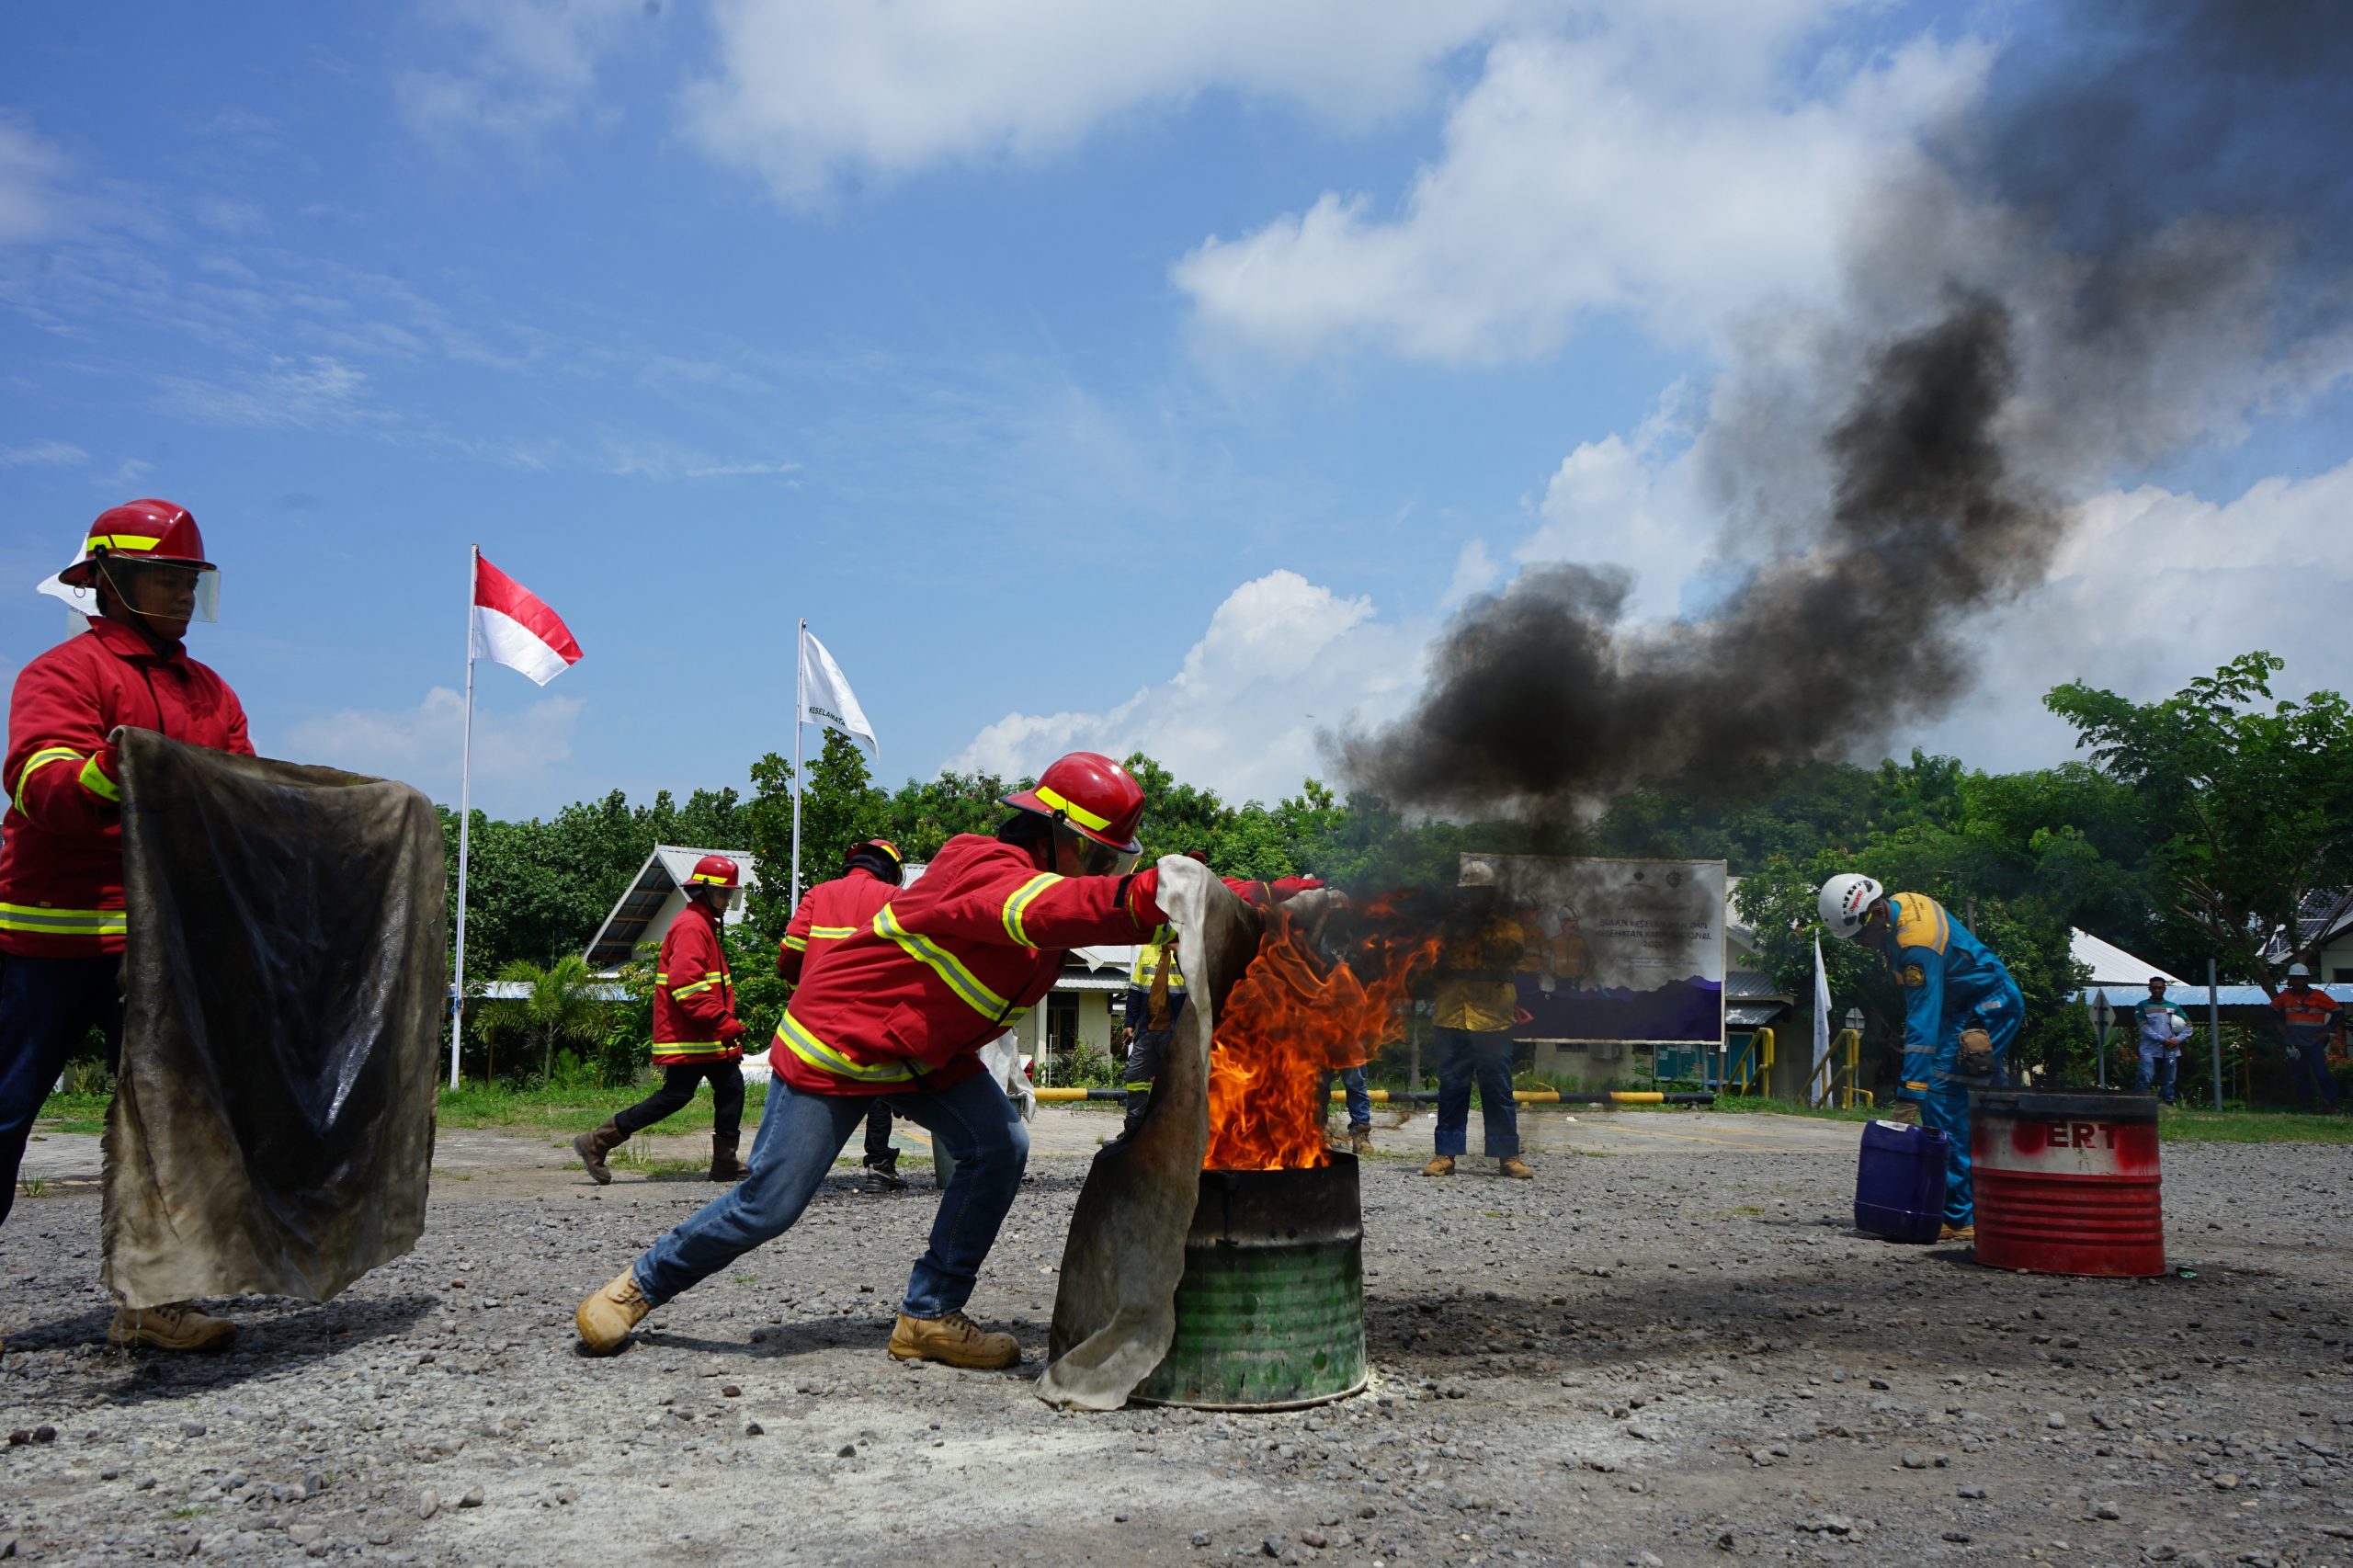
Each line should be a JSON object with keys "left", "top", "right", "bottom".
{"left": 5, "top": 2, "right": 2347, "bottom": 820}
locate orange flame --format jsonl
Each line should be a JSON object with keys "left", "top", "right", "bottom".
{"left": 1205, "top": 902, "right": 1439, "bottom": 1171}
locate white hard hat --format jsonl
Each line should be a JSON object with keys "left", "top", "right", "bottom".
{"left": 1818, "top": 873, "right": 1884, "bottom": 940}
{"left": 1458, "top": 858, "right": 1499, "bottom": 889}
{"left": 2287, "top": 961, "right": 2312, "bottom": 979}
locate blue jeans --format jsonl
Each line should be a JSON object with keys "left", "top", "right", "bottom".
{"left": 0, "top": 954, "right": 122, "bottom": 1230}
{"left": 2285, "top": 1042, "right": 2341, "bottom": 1107}
{"left": 1434, "top": 1027, "right": 1518, "bottom": 1158}
{"left": 632, "top": 1067, "right": 1029, "bottom": 1319}
{"left": 1338, "top": 1065, "right": 1371, "bottom": 1131}
{"left": 2134, "top": 1043, "right": 2179, "bottom": 1105}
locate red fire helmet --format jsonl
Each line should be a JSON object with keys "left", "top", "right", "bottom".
{"left": 1001, "top": 752, "right": 1145, "bottom": 854}
{"left": 58, "top": 500, "right": 212, "bottom": 586}
{"left": 686, "top": 854, "right": 742, "bottom": 892}
{"left": 844, "top": 838, "right": 905, "bottom": 885}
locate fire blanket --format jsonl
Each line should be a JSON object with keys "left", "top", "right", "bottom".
{"left": 100, "top": 730, "right": 444, "bottom": 1309}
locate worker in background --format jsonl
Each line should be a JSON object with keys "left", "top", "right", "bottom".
{"left": 2269, "top": 963, "right": 2343, "bottom": 1113}
{"left": 780, "top": 838, "right": 909, "bottom": 1186}
{"left": 1423, "top": 859, "right": 1534, "bottom": 1181}
{"left": 1119, "top": 863, "right": 1196, "bottom": 1136}
{"left": 574, "top": 753, "right": 1320, "bottom": 1366}
{"left": 573, "top": 857, "right": 750, "bottom": 1185}
{"left": 2132, "top": 976, "right": 2192, "bottom": 1108}
{"left": 1820, "top": 874, "right": 2022, "bottom": 1241}
{"left": 0, "top": 502, "right": 251, "bottom": 1352}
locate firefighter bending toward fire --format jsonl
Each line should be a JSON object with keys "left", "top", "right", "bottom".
{"left": 0, "top": 502, "right": 250, "bottom": 1352}
{"left": 781, "top": 837, "right": 911, "bottom": 1185}
{"left": 573, "top": 752, "right": 1320, "bottom": 1366}
{"left": 1820, "top": 873, "right": 2021, "bottom": 1241}
{"left": 574, "top": 856, "right": 752, "bottom": 1185}
{"left": 1423, "top": 859, "right": 1535, "bottom": 1181}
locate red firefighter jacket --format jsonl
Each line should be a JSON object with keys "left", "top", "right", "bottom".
{"left": 1, "top": 619, "right": 253, "bottom": 957}
{"left": 772, "top": 835, "right": 1261, "bottom": 1096}
{"left": 652, "top": 901, "right": 746, "bottom": 1068}
{"left": 778, "top": 866, "right": 898, "bottom": 990}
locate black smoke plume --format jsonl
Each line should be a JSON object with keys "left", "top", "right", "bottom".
{"left": 1333, "top": 0, "right": 2352, "bottom": 821}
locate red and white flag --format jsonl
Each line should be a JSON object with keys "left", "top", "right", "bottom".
{"left": 470, "top": 553, "right": 582, "bottom": 686}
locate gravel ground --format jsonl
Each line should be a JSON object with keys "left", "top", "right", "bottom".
{"left": 4, "top": 1111, "right": 2351, "bottom": 1568}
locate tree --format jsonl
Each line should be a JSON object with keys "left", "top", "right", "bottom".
{"left": 2047, "top": 652, "right": 2353, "bottom": 993}
{"left": 480, "top": 953, "right": 609, "bottom": 1083}
{"left": 743, "top": 733, "right": 891, "bottom": 941}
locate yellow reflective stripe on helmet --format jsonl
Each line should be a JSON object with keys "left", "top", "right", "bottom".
{"left": 778, "top": 1013, "right": 920, "bottom": 1084}
{"left": 85, "top": 533, "right": 163, "bottom": 555}
{"left": 13, "top": 746, "right": 84, "bottom": 815}
{"left": 688, "top": 872, "right": 733, "bottom": 885}
{"left": 873, "top": 905, "right": 1029, "bottom": 1026}
{"left": 78, "top": 755, "right": 120, "bottom": 803}
{"left": 1000, "top": 873, "right": 1062, "bottom": 949}
{"left": 1031, "top": 784, "right": 1111, "bottom": 833}
{"left": 0, "top": 903, "right": 128, "bottom": 937}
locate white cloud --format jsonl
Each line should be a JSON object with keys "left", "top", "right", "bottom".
{"left": 154, "top": 357, "right": 375, "bottom": 430}
{"left": 950, "top": 569, "right": 1422, "bottom": 803}
{"left": 0, "top": 114, "right": 72, "bottom": 246}
{"left": 284, "top": 686, "right": 585, "bottom": 801}
{"left": 0, "top": 438, "right": 87, "bottom": 468}
{"left": 396, "top": 0, "right": 642, "bottom": 146}
{"left": 1174, "top": 17, "right": 1989, "bottom": 362}
{"left": 685, "top": 0, "right": 1544, "bottom": 202}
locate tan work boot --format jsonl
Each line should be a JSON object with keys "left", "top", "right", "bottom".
{"left": 1938, "top": 1222, "right": 1974, "bottom": 1244}
{"left": 1421, "top": 1154, "right": 1455, "bottom": 1177}
{"left": 887, "top": 1310, "right": 1019, "bottom": 1369}
{"left": 573, "top": 1119, "right": 626, "bottom": 1185}
{"left": 1347, "top": 1129, "right": 1373, "bottom": 1154}
{"left": 108, "top": 1301, "right": 234, "bottom": 1353}
{"left": 575, "top": 1267, "right": 651, "bottom": 1356}
{"left": 1498, "top": 1154, "right": 1535, "bottom": 1180}
{"left": 709, "top": 1132, "right": 748, "bottom": 1183}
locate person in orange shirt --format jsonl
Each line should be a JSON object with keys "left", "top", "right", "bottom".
{"left": 2269, "top": 963, "right": 2344, "bottom": 1112}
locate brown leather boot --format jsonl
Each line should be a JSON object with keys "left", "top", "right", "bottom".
{"left": 1498, "top": 1154, "right": 1535, "bottom": 1180}
{"left": 1421, "top": 1154, "right": 1455, "bottom": 1176}
{"left": 108, "top": 1301, "right": 235, "bottom": 1353}
{"left": 887, "top": 1311, "right": 1018, "bottom": 1369}
{"left": 575, "top": 1267, "right": 650, "bottom": 1356}
{"left": 573, "top": 1119, "right": 627, "bottom": 1185}
{"left": 709, "top": 1131, "right": 748, "bottom": 1183}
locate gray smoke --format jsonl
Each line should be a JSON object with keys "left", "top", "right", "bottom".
{"left": 1333, "top": 0, "right": 2352, "bottom": 820}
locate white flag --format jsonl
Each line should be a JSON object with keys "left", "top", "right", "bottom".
{"left": 1811, "top": 934, "right": 1833, "bottom": 1108}
{"left": 799, "top": 626, "right": 878, "bottom": 756}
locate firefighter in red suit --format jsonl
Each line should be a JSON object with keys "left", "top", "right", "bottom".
{"left": 572, "top": 856, "right": 752, "bottom": 1185}
{"left": 575, "top": 752, "right": 1320, "bottom": 1366}
{"left": 0, "top": 502, "right": 249, "bottom": 1353}
{"left": 779, "top": 837, "right": 910, "bottom": 1187}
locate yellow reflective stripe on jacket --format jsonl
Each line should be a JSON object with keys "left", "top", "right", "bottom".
{"left": 778, "top": 1012, "right": 920, "bottom": 1083}
{"left": 1000, "top": 873, "right": 1061, "bottom": 949}
{"left": 13, "top": 746, "right": 84, "bottom": 815}
{"left": 874, "top": 905, "right": 1029, "bottom": 1026}
{"left": 1031, "top": 784, "right": 1111, "bottom": 833}
{"left": 651, "top": 1040, "right": 736, "bottom": 1057}
{"left": 781, "top": 935, "right": 810, "bottom": 952}
{"left": 810, "top": 925, "right": 857, "bottom": 939}
{"left": 671, "top": 978, "right": 722, "bottom": 1001}
{"left": 0, "top": 903, "right": 128, "bottom": 937}
{"left": 78, "top": 755, "right": 120, "bottom": 802}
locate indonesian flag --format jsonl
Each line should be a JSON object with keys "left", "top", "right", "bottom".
{"left": 470, "top": 553, "right": 582, "bottom": 686}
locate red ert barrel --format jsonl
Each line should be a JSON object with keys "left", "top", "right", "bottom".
{"left": 1970, "top": 1089, "right": 2165, "bottom": 1278}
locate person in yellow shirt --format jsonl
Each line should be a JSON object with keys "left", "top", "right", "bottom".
{"left": 1424, "top": 859, "right": 1534, "bottom": 1179}
{"left": 1119, "top": 926, "right": 1187, "bottom": 1135}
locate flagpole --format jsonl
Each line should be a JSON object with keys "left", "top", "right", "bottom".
{"left": 790, "top": 617, "right": 805, "bottom": 909}
{"left": 450, "top": 544, "right": 479, "bottom": 1089}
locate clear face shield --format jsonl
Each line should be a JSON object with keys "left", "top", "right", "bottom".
{"left": 100, "top": 557, "right": 221, "bottom": 626}
{"left": 1055, "top": 821, "right": 1140, "bottom": 879}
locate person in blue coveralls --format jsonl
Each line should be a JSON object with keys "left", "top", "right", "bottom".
{"left": 1819, "top": 874, "right": 2023, "bottom": 1242}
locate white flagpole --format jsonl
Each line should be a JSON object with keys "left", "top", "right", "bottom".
{"left": 790, "top": 617, "right": 805, "bottom": 908}
{"left": 449, "top": 544, "right": 479, "bottom": 1089}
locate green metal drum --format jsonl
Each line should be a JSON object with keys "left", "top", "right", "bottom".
{"left": 1132, "top": 1153, "right": 1368, "bottom": 1410}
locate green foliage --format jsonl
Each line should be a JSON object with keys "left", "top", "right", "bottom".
{"left": 2047, "top": 651, "right": 2353, "bottom": 991}
{"left": 1051, "top": 1043, "right": 1123, "bottom": 1088}
{"left": 479, "top": 953, "right": 610, "bottom": 1084}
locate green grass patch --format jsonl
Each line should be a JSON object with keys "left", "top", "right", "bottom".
{"left": 1697, "top": 1094, "right": 1882, "bottom": 1123}
{"left": 2154, "top": 1107, "right": 2353, "bottom": 1143}
{"left": 431, "top": 1080, "right": 769, "bottom": 1133}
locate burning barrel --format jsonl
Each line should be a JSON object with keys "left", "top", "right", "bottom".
{"left": 1131, "top": 1153, "right": 1368, "bottom": 1410}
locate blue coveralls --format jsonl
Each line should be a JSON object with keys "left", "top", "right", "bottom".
{"left": 1881, "top": 892, "right": 2023, "bottom": 1228}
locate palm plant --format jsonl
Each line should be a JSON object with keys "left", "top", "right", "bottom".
{"left": 483, "top": 954, "right": 608, "bottom": 1083}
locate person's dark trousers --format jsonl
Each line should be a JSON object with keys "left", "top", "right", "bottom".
{"left": 0, "top": 954, "right": 124, "bottom": 1230}
{"left": 2286, "top": 1044, "right": 2342, "bottom": 1108}
{"left": 1433, "top": 1026, "right": 1520, "bottom": 1158}
{"left": 612, "top": 1061, "right": 745, "bottom": 1142}
{"left": 1120, "top": 993, "right": 1186, "bottom": 1134}
{"left": 863, "top": 1105, "right": 897, "bottom": 1170}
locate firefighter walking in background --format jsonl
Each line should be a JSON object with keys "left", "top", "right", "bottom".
{"left": 779, "top": 838, "right": 909, "bottom": 1185}
{"left": 574, "top": 752, "right": 1319, "bottom": 1367}
{"left": 574, "top": 856, "right": 751, "bottom": 1185}
{"left": 1120, "top": 921, "right": 1187, "bottom": 1136}
{"left": 1423, "top": 859, "right": 1535, "bottom": 1181}
{"left": 0, "top": 502, "right": 249, "bottom": 1352}
{"left": 1820, "top": 874, "right": 2022, "bottom": 1241}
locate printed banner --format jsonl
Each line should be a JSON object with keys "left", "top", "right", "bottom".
{"left": 1467, "top": 854, "right": 1728, "bottom": 1047}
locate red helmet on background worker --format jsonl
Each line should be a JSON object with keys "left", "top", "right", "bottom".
{"left": 843, "top": 837, "right": 904, "bottom": 885}
{"left": 1001, "top": 753, "right": 1145, "bottom": 875}
{"left": 686, "top": 855, "right": 742, "bottom": 898}
{"left": 57, "top": 499, "right": 222, "bottom": 624}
